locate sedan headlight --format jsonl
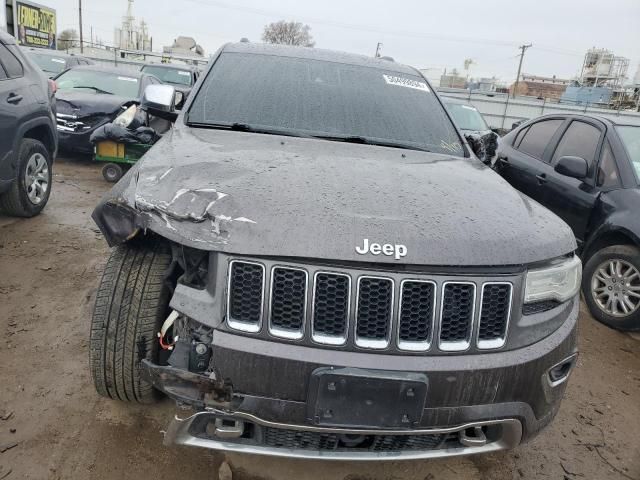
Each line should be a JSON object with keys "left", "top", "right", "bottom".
{"left": 525, "top": 256, "right": 582, "bottom": 304}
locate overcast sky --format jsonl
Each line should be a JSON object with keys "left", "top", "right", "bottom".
{"left": 51, "top": 0, "right": 640, "bottom": 83}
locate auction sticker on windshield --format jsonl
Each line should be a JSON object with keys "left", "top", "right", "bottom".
{"left": 178, "top": 71, "right": 190, "bottom": 76}
{"left": 118, "top": 76, "right": 138, "bottom": 82}
{"left": 383, "top": 74, "right": 430, "bottom": 92}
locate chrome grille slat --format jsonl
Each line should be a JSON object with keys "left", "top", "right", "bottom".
{"left": 311, "top": 272, "right": 351, "bottom": 345}
{"left": 397, "top": 280, "right": 436, "bottom": 351}
{"left": 355, "top": 276, "right": 394, "bottom": 349}
{"left": 477, "top": 282, "right": 512, "bottom": 350}
{"left": 438, "top": 282, "right": 476, "bottom": 352}
{"left": 269, "top": 266, "right": 308, "bottom": 339}
{"left": 227, "top": 260, "right": 265, "bottom": 333}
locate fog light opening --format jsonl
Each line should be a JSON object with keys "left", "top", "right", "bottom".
{"left": 548, "top": 354, "right": 578, "bottom": 387}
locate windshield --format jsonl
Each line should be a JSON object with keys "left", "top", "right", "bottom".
{"left": 55, "top": 70, "right": 140, "bottom": 97}
{"left": 29, "top": 53, "right": 67, "bottom": 74}
{"left": 445, "top": 102, "right": 488, "bottom": 131}
{"left": 617, "top": 126, "right": 640, "bottom": 181}
{"left": 188, "top": 52, "right": 463, "bottom": 155}
{"left": 142, "top": 65, "right": 192, "bottom": 86}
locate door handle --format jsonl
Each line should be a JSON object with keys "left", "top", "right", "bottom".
{"left": 536, "top": 173, "right": 547, "bottom": 185}
{"left": 6, "top": 94, "right": 23, "bottom": 104}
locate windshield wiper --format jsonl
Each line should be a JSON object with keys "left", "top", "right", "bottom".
{"left": 186, "top": 122, "right": 312, "bottom": 138}
{"left": 311, "top": 135, "right": 431, "bottom": 152}
{"left": 73, "top": 86, "right": 114, "bottom": 95}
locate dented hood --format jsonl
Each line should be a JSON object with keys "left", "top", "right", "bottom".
{"left": 93, "top": 127, "right": 576, "bottom": 266}
{"left": 56, "top": 90, "right": 133, "bottom": 118}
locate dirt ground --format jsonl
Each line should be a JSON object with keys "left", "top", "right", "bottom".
{"left": 0, "top": 158, "right": 639, "bottom": 480}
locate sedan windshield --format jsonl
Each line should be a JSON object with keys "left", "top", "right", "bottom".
{"left": 445, "top": 102, "right": 489, "bottom": 131}
{"left": 142, "top": 65, "right": 193, "bottom": 86}
{"left": 616, "top": 126, "right": 640, "bottom": 181}
{"left": 55, "top": 70, "right": 140, "bottom": 97}
{"left": 28, "top": 53, "right": 67, "bottom": 74}
{"left": 188, "top": 52, "right": 464, "bottom": 155}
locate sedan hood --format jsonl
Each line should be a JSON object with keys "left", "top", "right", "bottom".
{"left": 55, "top": 90, "right": 134, "bottom": 118}
{"left": 93, "top": 127, "right": 575, "bottom": 266}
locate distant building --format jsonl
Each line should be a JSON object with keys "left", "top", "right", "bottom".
{"left": 163, "top": 36, "right": 204, "bottom": 58}
{"left": 510, "top": 74, "right": 571, "bottom": 100}
{"left": 561, "top": 84, "right": 612, "bottom": 106}
{"left": 114, "top": 0, "right": 152, "bottom": 51}
{"left": 440, "top": 69, "right": 466, "bottom": 89}
{"left": 580, "top": 48, "right": 628, "bottom": 89}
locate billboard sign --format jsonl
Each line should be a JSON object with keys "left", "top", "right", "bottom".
{"left": 13, "top": 0, "right": 57, "bottom": 49}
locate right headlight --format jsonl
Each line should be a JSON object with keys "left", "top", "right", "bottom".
{"left": 524, "top": 255, "right": 582, "bottom": 304}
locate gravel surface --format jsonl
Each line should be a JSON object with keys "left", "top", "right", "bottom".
{"left": 0, "top": 158, "right": 638, "bottom": 480}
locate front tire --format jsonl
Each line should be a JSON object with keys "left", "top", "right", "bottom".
{"left": 582, "top": 245, "right": 640, "bottom": 331}
{"left": 90, "top": 240, "right": 173, "bottom": 403}
{"left": 0, "top": 139, "right": 52, "bottom": 217}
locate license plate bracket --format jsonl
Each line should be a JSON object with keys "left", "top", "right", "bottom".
{"left": 307, "top": 367, "right": 428, "bottom": 428}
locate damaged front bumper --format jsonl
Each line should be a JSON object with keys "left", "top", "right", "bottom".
{"left": 142, "top": 300, "right": 578, "bottom": 459}
{"left": 163, "top": 411, "right": 523, "bottom": 460}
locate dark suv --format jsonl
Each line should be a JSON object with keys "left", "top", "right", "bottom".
{"left": 0, "top": 31, "right": 57, "bottom": 217}
{"left": 495, "top": 113, "right": 640, "bottom": 331}
{"left": 90, "top": 43, "right": 581, "bottom": 460}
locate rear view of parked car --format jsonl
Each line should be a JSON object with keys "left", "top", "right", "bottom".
{"left": 53, "top": 65, "right": 163, "bottom": 153}
{"left": 21, "top": 47, "right": 94, "bottom": 78}
{"left": 0, "top": 31, "right": 57, "bottom": 217}
{"left": 495, "top": 114, "right": 640, "bottom": 331}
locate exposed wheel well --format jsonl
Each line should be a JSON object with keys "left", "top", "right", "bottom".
{"left": 583, "top": 231, "right": 639, "bottom": 261}
{"left": 22, "top": 124, "right": 55, "bottom": 157}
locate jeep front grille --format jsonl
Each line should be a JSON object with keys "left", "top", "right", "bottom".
{"left": 225, "top": 259, "right": 514, "bottom": 353}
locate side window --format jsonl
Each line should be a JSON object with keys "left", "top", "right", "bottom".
{"left": 516, "top": 119, "right": 563, "bottom": 160}
{"left": 512, "top": 125, "right": 529, "bottom": 148}
{"left": 552, "top": 121, "right": 602, "bottom": 165}
{"left": 596, "top": 141, "right": 620, "bottom": 189}
{"left": 0, "top": 45, "right": 24, "bottom": 78}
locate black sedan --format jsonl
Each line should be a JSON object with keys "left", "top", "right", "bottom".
{"left": 21, "top": 47, "right": 94, "bottom": 78}
{"left": 495, "top": 113, "right": 640, "bottom": 330}
{"left": 53, "top": 66, "right": 163, "bottom": 153}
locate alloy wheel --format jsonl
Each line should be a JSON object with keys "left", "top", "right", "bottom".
{"left": 25, "top": 153, "right": 49, "bottom": 205}
{"left": 591, "top": 259, "right": 640, "bottom": 318}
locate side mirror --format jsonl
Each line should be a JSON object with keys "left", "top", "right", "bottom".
{"left": 555, "top": 156, "right": 588, "bottom": 179}
{"left": 141, "top": 84, "right": 178, "bottom": 121}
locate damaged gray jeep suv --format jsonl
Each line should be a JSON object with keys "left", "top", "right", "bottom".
{"left": 90, "top": 43, "right": 581, "bottom": 460}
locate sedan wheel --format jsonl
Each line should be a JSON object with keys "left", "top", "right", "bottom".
{"left": 582, "top": 245, "right": 640, "bottom": 331}
{"left": 591, "top": 259, "right": 640, "bottom": 317}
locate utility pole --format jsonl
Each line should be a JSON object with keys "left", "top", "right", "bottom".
{"left": 78, "top": 0, "right": 84, "bottom": 53}
{"left": 375, "top": 42, "right": 383, "bottom": 58}
{"left": 512, "top": 43, "right": 532, "bottom": 98}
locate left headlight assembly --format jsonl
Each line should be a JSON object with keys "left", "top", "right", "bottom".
{"left": 524, "top": 255, "right": 582, "bottom": 304}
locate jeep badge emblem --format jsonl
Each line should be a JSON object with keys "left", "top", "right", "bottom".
{"left": 355, "top": 239, "right": 407, "bottom": 260}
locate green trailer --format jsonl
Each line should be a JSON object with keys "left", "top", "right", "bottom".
{"left": 94, "top": 141, "right": 153, "bottom": 182}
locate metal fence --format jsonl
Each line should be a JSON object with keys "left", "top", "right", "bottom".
{"left": 437, "top": 88, "right": 640, "bottom": 130}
